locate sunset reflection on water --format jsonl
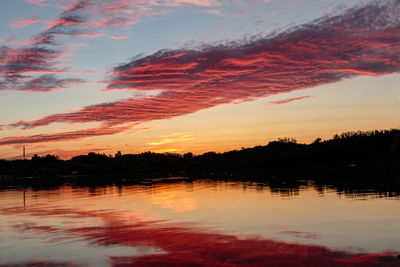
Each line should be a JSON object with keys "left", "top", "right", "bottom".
{"left": 0, "top": 180, "right": 399, "bottom": 266}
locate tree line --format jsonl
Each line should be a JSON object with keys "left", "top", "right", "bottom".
{"left": 1, "top": 129, "right": 399, "bottom": 179}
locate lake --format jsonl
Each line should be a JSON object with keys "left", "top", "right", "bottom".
{"left": 1, "top": 178, "right": 399, "bottom": 266}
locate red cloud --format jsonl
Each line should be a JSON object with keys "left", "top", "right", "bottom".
{"left": 265, "top": 95, "right": 314, "bottom": 106}
{"left": 5, "top": 92, "right": 218, "bottom": 129}
{"left": 0, "top": 125, "right": 131, "bottom": 145}
{"left": 32, "top": 0, "right": 91, "bottom": 45}
{"left": 2, "top": 206, "right": 398, "bottom": 266}
{"left": 7, "top": 0, "right": 400, "bottom": 132}
{"left": 0, "top": 46, "right": 62, "bottom": 75}
{"left": 10, "top": 18, "right": 41, "bottom": 29}
{"left": 0, "top": 46, "right": 86, "bottom": 92}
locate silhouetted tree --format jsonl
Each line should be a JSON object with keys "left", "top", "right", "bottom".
{"left": 1, "top": 128, "right": 399, "bottom": 181}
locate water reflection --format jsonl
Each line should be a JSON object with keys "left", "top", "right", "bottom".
{"left": 0, "top": 179, "right": 400, "bottom": 266}
{"left": 1, "top": 204, "right": 399, "bottom": 266}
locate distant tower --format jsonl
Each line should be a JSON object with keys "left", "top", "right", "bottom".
{"left": 23, "top": 146, "right": 26, "bottom": 160}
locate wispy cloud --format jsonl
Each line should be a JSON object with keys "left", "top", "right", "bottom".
{"left": 0, "top": 124, "right": 132, "bottom": 145}
{"left": 148, "top": 133, "right": 194, "bottom": 146}
{"left": 15, "top": 75, "right": 84, "bottom": 92}
{"left": 0, "top": 46, "right": 86, "bottom": 92}
{"left": 25, "top": 0, "right": 47, "bottom": 6}
{"left": 265, "top": 95, "right": 314, "bottom": 106}
{"left": 109, "top": 35, "right": 130, "bottom": 40}
{"left": 0, "top": 46, "right": 63, "bottom": 75}
{"left": 153, "top": 148, "right": 184, "bottom": 154}
{"left": 32, "top": 0, "right": 92, "bottom": 45}
{"left": 10, "top": 18, "right": 41, "bottom": 29}
{"left": 3, "top": 0, "right": 223, "bottom": 94}
{"left": 1, "top": 1, "right": 92, "bottom": 93}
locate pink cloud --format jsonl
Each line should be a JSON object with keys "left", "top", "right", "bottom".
{"left": 0, "top": 125, "right": 131, "bottom": 146}
{"left": 25, "top": 0, "right": 47, "bottom": 6}
{"left": 74, "top": 32, "right": 105, "bottom": 38}
{"left": 265, "top": 95, "right": 314, "bottom": 106}
{"left": 109, "top": 35, "right": 130, "bottom": 39}
{"left": 63, "top": 42, "right": 87, "bottom": 47}
{"left": 0, "top": 46, "right": 63, "bottom": 75}
{"left": 10, "top": 18, "right": 41, "bottom": 29}
{"left": 0, "top": 36, "right": 31, "bottom": 46}
{"left": 19, "top": 0, "right": 222, "bottom": 46}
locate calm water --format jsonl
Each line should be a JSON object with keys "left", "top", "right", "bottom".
{"left": 0, "top": 179, "right": 399, "bottom": 266}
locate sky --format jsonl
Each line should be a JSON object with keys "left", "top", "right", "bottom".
{"left": 0, "top": 0, "right": 399, "bottom": 159}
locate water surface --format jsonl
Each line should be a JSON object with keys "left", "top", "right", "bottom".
{"left": 0, "top": 179, "right": 399, "bottom": 266}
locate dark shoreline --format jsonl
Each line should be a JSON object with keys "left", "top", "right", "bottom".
{"left": 1, "top": 129, "right": 399, "bottom": 197}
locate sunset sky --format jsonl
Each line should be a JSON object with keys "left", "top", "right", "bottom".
{"left": 0, "top": 0, "right": 399, "bottom": 159}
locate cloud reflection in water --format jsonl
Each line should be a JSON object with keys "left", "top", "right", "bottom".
{"left": 2, "top": 206, "right": 398, "bottom": 266}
